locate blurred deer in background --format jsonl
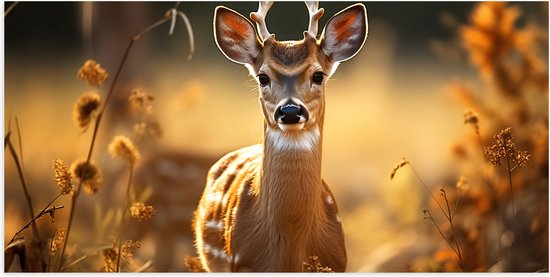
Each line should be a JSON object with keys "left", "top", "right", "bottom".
{"left": 193, "top": 1, "right": 368, "bottom": 272}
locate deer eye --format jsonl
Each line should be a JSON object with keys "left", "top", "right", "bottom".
{"left": 312, "top": 72, "right": 325, "bottom": 84}
{"left": 257, "top": 74, "right": 270, "bottom": 87}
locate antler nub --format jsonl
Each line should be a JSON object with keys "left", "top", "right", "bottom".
{"left": 250, "top": 1, "right": 274, "bottom": 42}
{"left": 305, "top": 1, "right": 324, "bottom": 38}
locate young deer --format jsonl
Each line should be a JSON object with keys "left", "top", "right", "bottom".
{"left": 193, "top": 1, "right": 367, "bottom": 272}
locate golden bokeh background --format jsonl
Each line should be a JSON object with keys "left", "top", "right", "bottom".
{"left": 4, "top": 1, "right": 548, "bottom": 272}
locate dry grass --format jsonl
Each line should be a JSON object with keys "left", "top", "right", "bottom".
{"left": 392, "top": 2, "right": 548, "bottom": 272}
{"left": 4, "top": 3, "right": 194, "bottom": 272}
{"left": 3, "top": 2, "right": 547, "bottom": 273}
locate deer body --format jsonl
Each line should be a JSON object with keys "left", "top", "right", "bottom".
{"left": 193, "top": 2, "right": 367, "bottom": 272}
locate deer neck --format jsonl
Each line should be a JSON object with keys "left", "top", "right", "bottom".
{"left": 256, "top": 125, "right": 326, "bottom": 260}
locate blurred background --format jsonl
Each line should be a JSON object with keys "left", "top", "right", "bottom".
{"left": 4, "top": 1, "right": 548, "bottom": 272}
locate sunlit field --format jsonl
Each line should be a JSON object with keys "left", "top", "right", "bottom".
{"left": 4, "top": 1, "right": 548, "bottom": 272}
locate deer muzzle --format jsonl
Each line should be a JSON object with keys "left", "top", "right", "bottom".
{"left": 274, "top": 100, "right": 309, "bottom": 132}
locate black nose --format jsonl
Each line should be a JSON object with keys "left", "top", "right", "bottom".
{"left": 275, "top": 104, "right": 307, "bottom": 124}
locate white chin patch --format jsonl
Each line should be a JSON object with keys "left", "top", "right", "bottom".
{"left": 277, "top": 122, "right": 305, "bottom": 132}
{"left": 267, "top": 126, "right": 320, "bottom": 152}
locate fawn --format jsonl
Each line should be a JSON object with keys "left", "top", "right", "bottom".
{"left": 193, "top": 1, "right": 368, "bottom": 272}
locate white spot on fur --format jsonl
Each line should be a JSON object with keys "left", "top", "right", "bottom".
{"left": 206, "top": 191, "right": 223, "bottom": 204}
{"left": 336, "top": 214, "right": 341, "bottom": 222}
{"left": 266, "top": 126, "right": 320, "bottom": 152}
{"left": 204, "top": 243, "right": 228, "bottom": 259}
{"left": 326, "top": 195, "right": 334, "bottom": 205}
{"left": 229, "top": 253, "right": 241, "bottom": 264}
{"left": 205, "top": 219, "right": 224, "bottom": 230}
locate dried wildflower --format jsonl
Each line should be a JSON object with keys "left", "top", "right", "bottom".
{"left": 134, "top": 120, "right": 163, "bottom": 140}
{"left": 302, "top": 256, "right": 334, "bottom": 272}
{"left": 77, "top": 59, "right": 108, "bottom": 86}
{"left": 103, "top": 240, "right": 141, "bottom": 272}
{"left": 484, "top": 127, "right": 530, "bottom": 169}
{"left": 73, "top": 92, "right": 101, "bottom": 132}
{"left": 390, "top": 158, "right": 409, "bottom": 180}
{"left": 129, "top": 88, "right": 155, "bottom": 113}
{"left": 70, "top": 158, "right": 102, "bottom": 195}
{"left": 184, "top": 256, "right": 205, "bottom": 272}
{"left": 108, "top": 135, "right": 140, "bottom": 165}
{"left": 53, "top": 159, "right": 73, "bottom": 195}
{"left": 120, "top": 240, "right": 142, "bottom": 261}
{"left": 515, "top": 150, "right": 531, "bottom": 168}
{"left": 463, "top": 109, "right": 479, "bottom": 135}
{"left": 130, "top": 202, "right": 157, "bottom": 221}
{"left": 50, "top": 228, "right": 67, "bottom": 256}
{"left": 103, "top": 248, "right": 118, "bottom": 272}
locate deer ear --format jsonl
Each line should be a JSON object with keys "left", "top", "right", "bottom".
{"left": 320, "top": 4, "right": 368, "bottom": 63}
{"left": 214, "top": 6, "right": 262, "bottom": 66}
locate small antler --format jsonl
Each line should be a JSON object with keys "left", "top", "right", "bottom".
{"left": 250, "top": 1, "right": 274, "bottom": 41}
{"left": 305, "top": 1, "right": 324, "bottom": 38}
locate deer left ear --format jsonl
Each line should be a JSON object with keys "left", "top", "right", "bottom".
{"left": 320, "top": 3, "right": 368, "bottom": 63}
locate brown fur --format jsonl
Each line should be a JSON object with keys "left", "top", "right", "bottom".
{"left": 193, "top": 3, "right": 367, "bottom": 272}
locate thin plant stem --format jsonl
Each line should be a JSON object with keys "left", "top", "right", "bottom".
{"left": 441, "top": 188, "right": 465, "bottom": 270}
{"left": 474, "top": 128, "right": 504, "bottom": 263}
{"left": 5, "top": 1, "right": 19, "bottom": 16}
{"left": 15, "top": 117, "right": 24, "bottom": 168}
{"left": 56, "top": 13, "right": 172, "bottom": 271}
{"left": 56, "top": 6, "right": 190, "bottom": 271}
{"left": 60, "top": 245, "right": 112, "bottom": 272}
{"left": 7, "top": 193, "right": 63, "bottom": 246}
{"left": 134, "top": 260, "right": 153, "bottom": 272}
{"left": 56, "top": 178, "right": 82, "bottom": 270}
{"left": 503, "top": 139, "right": 516, "bottom": 270}
{"left": 115, "top": 164, "right": 134, "bottom": 272}
{"left": 409, "top": 164, "right": 450, "bottom": 221}
{"left": 410, "top": 161, "right": 464, "bottom": 271}
{"left": 424, "top": 210, "right": 463, "bottom": 272}
{"left": 6, "top": 135, "right": 39, "bottom": 238}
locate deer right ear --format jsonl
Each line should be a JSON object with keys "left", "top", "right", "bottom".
{"left": 214, "top": 6, "right": 262, "bottom": 66}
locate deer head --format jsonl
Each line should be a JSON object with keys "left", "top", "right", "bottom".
{"left": 214, "top": 2, "right": 367, "bottom": 150}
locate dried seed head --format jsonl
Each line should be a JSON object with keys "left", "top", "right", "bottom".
{"left": 77, "top": 59, "right": 109, "bottom": 86}
{"left": 129, "top": 88, "right": 155, "bottom": 113}
{"left": 390, "top": 158, "right": 409, "bottom": 180}
{"left": 133, "top": 120, "right": 163, "bottom": 141}
{"left": 73, "top": 92, "right": 101, "bottom": 132}
{"left": 53, "top": 159, "right": 73, "bottom": 195}
{"left": 70, "top": 159, "right": 102, "bottom": 195}
{"left": 50, "top": 228, "right": 67, "bottom": 256}
{"left": 515, "top": 150, "right": 531, "bottom": 167}
{"left": 102, "top": 240, "right": 141, "bottom": 272}
{"left": 121, "top": 240, "right": 142, "bottom": 261}
{"left": 464, "top": 109, "right": 480, "bottom": 135}
{"left": 486, "top": 127, "right": 514, "bottom": 166}
{"left": 103, "top": 248, "right": 118, "bottom": 272}
{"left": 130, "top": 202, "right": 157, "bottom": 221}
{"left": 302, "top": 256, "right": 334, "bottom": 272}
{"left": 108, "top": 136, "right": 140, "bottom": 165}
{"left": 184, "top": 256, "right": 206, "bottom": 272}
{"left": 484, "top": 127, "right": 530, "bottom": 168}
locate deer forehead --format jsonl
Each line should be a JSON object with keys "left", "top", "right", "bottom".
{"left": 259, "top": 39, "right": 327, "bottom": 76}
